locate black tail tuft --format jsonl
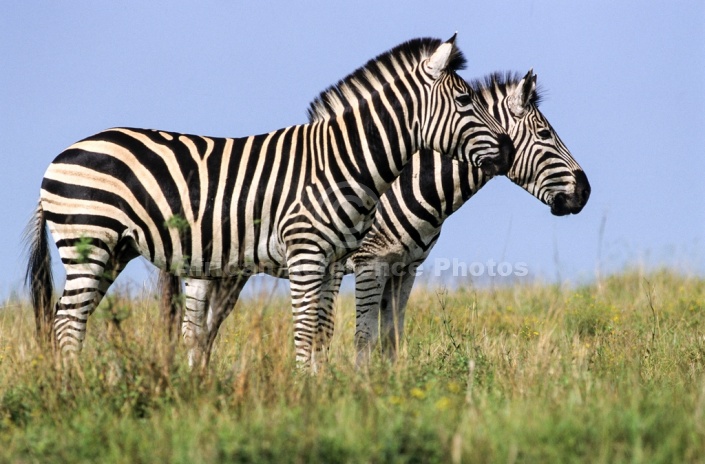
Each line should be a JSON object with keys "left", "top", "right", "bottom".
{"left": 24, "top": 202, "right": 54, "bottom": 347}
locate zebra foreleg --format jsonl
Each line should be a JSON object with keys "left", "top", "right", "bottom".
{"left": 312, "top": 269, "right": 344, "bottom": 365}
{"left": 288, "top": 256, "right": 327, "bottom": 371}
{"left": 353, "top": 262, "right": 387, "bottom": 366}
{"left": 379, "top": 266, "right": 417, "bottom": 361}
{"left": 181, "top": 278, "right": 212, "bottom": 370}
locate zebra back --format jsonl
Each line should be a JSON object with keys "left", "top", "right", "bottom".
{"left": 307, "top": 37, "right": 465, "bottom": 123}
{"left": 306, "top": 37, "right": 514, "bottom": 177}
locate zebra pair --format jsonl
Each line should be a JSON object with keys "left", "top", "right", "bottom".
{"left": 26, "top": 35, "right": 519, "bottom": 369}
{"left": 164, "top": 71, "right": 590, "bottom": 368}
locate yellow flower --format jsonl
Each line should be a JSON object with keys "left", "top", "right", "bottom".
{"left": 410, "top": 387, "right": 426, "bottom": 400}
{"left": 435, "top": 397, "right": 451, "bottom": 411}
{"left": 447, "top": 381, "right": 461, "bottom": 394}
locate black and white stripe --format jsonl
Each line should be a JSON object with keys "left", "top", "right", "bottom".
{"left": 165, "top": 70, "right": 589, "bottom": 369}
{"left": 351, "top": 70, "right": 590, "bottom": 362}
{"left": 25, "top": 36, "right": 514, "bottom": 368}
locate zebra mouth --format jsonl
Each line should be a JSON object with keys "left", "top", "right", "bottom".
{"left": 549, "top": 192, "right": 586, "bottom": 216}
{"left": 550, "top": 199, "right": 583, "bottom": 216}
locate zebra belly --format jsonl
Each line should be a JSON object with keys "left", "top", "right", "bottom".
{"left": 177, "top": 227, "right": 289, "bottom": 279}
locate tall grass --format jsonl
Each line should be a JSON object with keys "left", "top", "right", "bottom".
{"left": 1, "top": 268, "right": 704, "bottom": 463}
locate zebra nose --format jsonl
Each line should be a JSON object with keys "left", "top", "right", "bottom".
{"left": 574, "top": 169, "right": 590, "bottom": 207}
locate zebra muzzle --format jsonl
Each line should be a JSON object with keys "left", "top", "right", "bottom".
{"left": 550, "top": 169, "right": 591, "bottom": 216}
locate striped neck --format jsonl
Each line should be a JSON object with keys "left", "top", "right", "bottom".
{"left": 312, "top": 78, "right": 422, "bottom": 200}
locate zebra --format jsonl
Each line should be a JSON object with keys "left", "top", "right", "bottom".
{"left": 161, "top": 69, "right": 590, "bottom": 368}
{"left": 351, "top": 71, "right": 590, "bottom": 363}
{"left": 25, "top": 35, "right": 516, "bottom": 369}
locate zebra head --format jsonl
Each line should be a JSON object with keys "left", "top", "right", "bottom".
{"left": 491, "top": 70, "right": 591, "bottom": 216}
{"left": 415, "top": 35, "right": 515, "bottom": 174}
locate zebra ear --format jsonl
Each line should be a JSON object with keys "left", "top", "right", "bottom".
{"left": 426, "top": 34, "right": 457, "bottom": 79}
{"left": 509, "top": 69, "right": 537, "bottom": 117}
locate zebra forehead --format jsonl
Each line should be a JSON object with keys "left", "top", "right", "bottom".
{"left": 468, "top": 71, "right": 545, "bottom": 107}
{"left": 307, "top": 37, "right": 467, "bottom": 123}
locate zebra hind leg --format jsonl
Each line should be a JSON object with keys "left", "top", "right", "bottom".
{"left": 93, "top": 250, "right": 137, "bottom": 342}
{"left": 158, "top": 270, "right": 184, "bottom": 346}
{"left": 201, "top": 275, "right": 249, "bottom": 370}
{"left": 54, "top": 237, "right": 125, "bottom": 357}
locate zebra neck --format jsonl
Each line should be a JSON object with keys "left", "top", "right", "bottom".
{"left": 322, "top": 99, "right": 420, "bottom": 200}
{"left": 385, "top": 151, "right": 492, "bottom": 233}
{"left": 436, "top": 153, "right": 492, "bottom": 220}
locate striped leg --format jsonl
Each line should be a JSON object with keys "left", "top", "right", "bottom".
{"left": 54, "top": 238, "right": 127, "bottom": 355}
{"left": 288, "top": 253, "right": 328, "bottom": 370}
{"left": 55, "top": 267, "right": 106, "bottom": 354}
{"left": 159, "top": 272, "right": 183, "bottom": 345}
{"left": 202, "top": 275, "right": 248, "bottom": 368}
{"left": 379, "top": 267, "right": 417, "bottom": 361}
{"left": 312, "top": 268, "right": 344, "bottom": 364}
{"left": 181, "top": 275, "right": 249, "bottom": 370}
{"left": 354, "top": 261, "right": 387, "bottom": 365}
{"left": 181, "top": 278, "right": 212, "bottom": 369}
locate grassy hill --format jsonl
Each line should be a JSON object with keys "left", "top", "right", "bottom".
{"left": 1, "top": 269, "right": 704, "bottom": 462}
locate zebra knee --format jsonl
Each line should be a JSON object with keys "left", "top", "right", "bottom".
{"left": 55, "top": 320, "right": 87, "bottom": 354}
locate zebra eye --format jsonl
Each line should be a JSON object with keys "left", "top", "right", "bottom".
{"left": 454, "top": 93, "right": 473, "bottom": 107}
{"left": 538, "top": 129, "right": 552, "bottom": 139}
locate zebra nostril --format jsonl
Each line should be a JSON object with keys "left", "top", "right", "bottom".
{"left": 581, "top": 187, "right": 590, "bottom": 204}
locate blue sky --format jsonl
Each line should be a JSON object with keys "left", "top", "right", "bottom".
{"left": 2, "top": 1, "right": 704, "bottom": 300}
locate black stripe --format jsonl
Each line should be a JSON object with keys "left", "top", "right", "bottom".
{"left": 200, "top": 137, "right": 226, "bottom": 269}
{"left": 42, "top": 176, "right": 161, "bottom": 261}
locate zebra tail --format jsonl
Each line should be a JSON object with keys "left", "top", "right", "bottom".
{"left": 158, "top": 270, "right": 183, "bottom": 343}
{"left": 24, "top": 202, "right": 54, "bottom": 347}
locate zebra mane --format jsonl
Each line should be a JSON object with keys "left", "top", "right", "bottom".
{"left": 307, "top": 37, "right": 466, "bottom": 123}
{"left": 468, "top": 71, "right": 544, "bottom": 107}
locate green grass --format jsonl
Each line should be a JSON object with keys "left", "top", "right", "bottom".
{"left": 1, "top": 269, "right": 705, "bottom": 463}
